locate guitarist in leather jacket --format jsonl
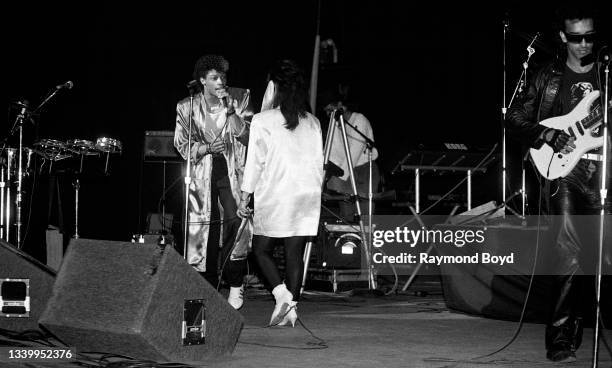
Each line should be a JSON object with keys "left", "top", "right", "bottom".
{"left": 506, "top": 4, "right": 607, "bottom": 363}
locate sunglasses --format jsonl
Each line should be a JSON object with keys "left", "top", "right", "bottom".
{"left": 564, "top": 32, "right": 597, "bottom": 43}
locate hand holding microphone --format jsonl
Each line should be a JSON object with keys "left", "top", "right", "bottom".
{"left": 217, "top": 88, "right": 236, "bottom": 115}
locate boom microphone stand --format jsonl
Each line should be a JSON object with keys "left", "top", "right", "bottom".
{"left": 505, "top": 30, "right": 540, "bottom": 219}
{"left": 2, "top": 83, "right": 71, "bottom": 248}
{"left": 502, "top": 17, "right": 510, "bottom": 212}
{"left": 12, "top": 101, "right": 29, "bottom": 248}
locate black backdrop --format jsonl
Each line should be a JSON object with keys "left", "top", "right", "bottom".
{"left": 2, "top": 1, "right": 608, "bottom": 260}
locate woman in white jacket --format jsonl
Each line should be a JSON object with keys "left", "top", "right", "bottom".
{"left": 238, "top": 60, "right": 323, "bottom": 326}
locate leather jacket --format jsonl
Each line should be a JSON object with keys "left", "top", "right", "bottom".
{"left": 506, "top": 58, "right": 565, "bottom": 149}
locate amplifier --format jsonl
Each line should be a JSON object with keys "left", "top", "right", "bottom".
{"left": 143, "top": 130, "right": 181, "bottom": 162}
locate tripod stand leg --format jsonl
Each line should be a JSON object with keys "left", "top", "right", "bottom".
{"left": 300, "top": 240, "right": 313, "bottom": 295}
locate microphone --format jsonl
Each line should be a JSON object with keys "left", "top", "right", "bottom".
{"left": 581, "top": 45, "right": 612, "bottom": 66}
{"left": 56, "top": 81, "right": 73, "bottom": 90}
{"left": 16, "top": 100, "right": 30, "bottom": 117}
{"left": 503, "top": 13, "right": 510, "bottom": 30}
{"left": 527, "top": 32, "right": 540, "bottom": 49}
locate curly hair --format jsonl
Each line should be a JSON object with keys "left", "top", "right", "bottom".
{"left": 269, "top": 60, "right": 309, "bottom": 131}
{"left": 192, "top": 54, "right": 229, "bottom": 81}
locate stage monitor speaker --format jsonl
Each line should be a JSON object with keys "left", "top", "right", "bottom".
{"left": 434, "top": 223, "right": 552, "bottom": 323}
{"left": 38, "top": 239, "right": 243, "bottom": 363}
{"left": 0, "top": 240, "right": 56, "bottom": 331}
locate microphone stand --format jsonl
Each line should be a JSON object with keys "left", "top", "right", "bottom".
{"left": 182, "top": 84, "right": 198, "bottom": 259}
{"left": 19, "top": 86, "right": 68, "bottom": 247}
{"left": 505, "top": 31, "right": 539, "bottom": 220}
{"left": 501, "top": 17, "right": 510, "bottom": 215}
{"left": 592, "top": 53, "right": 610, "bottom": 368}
{"left": 12, "top": 102, "right": 29, "bottom": 248}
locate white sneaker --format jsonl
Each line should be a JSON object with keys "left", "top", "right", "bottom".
{"left": 228, "top": 285, "right": 244, "bottom": 310}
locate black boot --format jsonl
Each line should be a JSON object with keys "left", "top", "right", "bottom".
{"left": 545, "top": 317, "right": 581, "bottom": 362}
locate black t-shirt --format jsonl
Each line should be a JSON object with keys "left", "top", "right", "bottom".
{"left": 558, "top": 64, "right": 599, "bottom": 180}
{"left": 558, "top": 64, "right": 598, "bottom": 115}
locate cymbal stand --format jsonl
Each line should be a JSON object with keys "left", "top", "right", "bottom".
{"left": 72, "top": 153, "right": 85, "bottom": 239}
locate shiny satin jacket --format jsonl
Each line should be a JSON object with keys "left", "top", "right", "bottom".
{"left": 241, "top": 109, "right": 324, "bottom": 237}
{"left": 174, "top": 87, "right": 253, "bottom": 271}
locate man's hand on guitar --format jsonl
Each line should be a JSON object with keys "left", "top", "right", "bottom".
{"left": 544, "top": 128, "right": 575, "bottom": 154}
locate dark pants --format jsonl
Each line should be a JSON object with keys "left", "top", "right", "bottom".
{"left": 252, "top": 235, "right": 308, "bottom": 301}
{"left": 203, "top": 155, "right": 245, "bottom": 288}
{"left": 546, "top": 160, "right": 601, "bottom": 353}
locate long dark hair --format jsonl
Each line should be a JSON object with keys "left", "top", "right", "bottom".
{"left": 269, "top": 60, "right": 309, "bottom": 130}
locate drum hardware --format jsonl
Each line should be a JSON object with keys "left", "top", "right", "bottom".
{"left": 1, "top": 164, "right": 6, "bottom": 240}
{"left": 72, "top": 178, "right": 80, "bottom": 239}
{"left": 1, "top": 147, "right": 34, "bottom": 242}
{"left": 95, "top": 137, "right": 122, "bottom": 175}
{"left": 2, "top": 85, "right": 73, "bottom": 247}
{"left": 65, "top": 139, "right": 98, "bottom": 240}
{"left": 33, "top": 139, "right": 74, "bottom": 174}
{"left": 0, "top": 132, "right": 123, "bottom": 243}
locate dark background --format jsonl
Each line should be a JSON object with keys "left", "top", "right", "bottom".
{"left": 1, "top": 1, "right": 608, "bottom": 260}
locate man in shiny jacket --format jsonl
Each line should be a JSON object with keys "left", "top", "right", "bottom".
{"left": 174, "top": 54, "right": 253, "bottom": 310}
{"left": 506, "top": 5, "right": 606, "bottom": 363}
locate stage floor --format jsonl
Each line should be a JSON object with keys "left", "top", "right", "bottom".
{"left": 220, "top": 290, "right": 611, "bottom": 368}
{"left": 3, "top": 283, "right": 611, "bottom": 368}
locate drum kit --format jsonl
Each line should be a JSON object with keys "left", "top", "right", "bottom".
{"left": 0, "top": 137, "right": 122, "bottom": 244}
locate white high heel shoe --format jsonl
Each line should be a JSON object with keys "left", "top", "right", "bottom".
{"left": 277, "top": 301, "right": 297, "bottom": 327}
{"left": 270, "top": 283, "right": 293, "bottom": 326}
